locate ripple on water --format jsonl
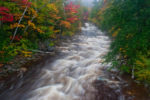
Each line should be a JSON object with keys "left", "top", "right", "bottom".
{"left": 0, "top": 23, "right": 149, "bottom": 100}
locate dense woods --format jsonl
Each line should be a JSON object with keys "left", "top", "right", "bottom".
{"left": 91, "top": 0, "right": 150, "bottom": 85}
{"left": 0, "top": 0, "right": 84, "bottom": 64}
{"left": 0, "top": 0, "right": 150, "bottom": 99}
{"left": 0, "top": 0, "right": 150, "bottom": 90}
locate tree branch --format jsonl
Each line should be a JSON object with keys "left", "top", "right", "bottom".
{"left": 10, "top": 5, "right": 28, "bottom": 43}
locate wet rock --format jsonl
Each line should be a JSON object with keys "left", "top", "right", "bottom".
{"left": 20, "top": 67, "right": 27, "bottom": 73}
{"left": 48, "top": 46, "right": 55, "bottom": 52}
{"left": 27, "top": 57, "right": 32, "bottom": 60}
{"left": 93, "top": 80, "right": 120, "bottom": 100}
{"left": 97, "top": 77, "right": 106, "bottom": 81}
{"left": 109, "top": 68, "right": 118, "bottom": 73}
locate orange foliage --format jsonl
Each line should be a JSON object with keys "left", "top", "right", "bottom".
{"left": 28, "top": 21, "right": 36, "bottom": 29}
{"left": 10, "top": 23, "right": 25, "bottom": 29}
{"left": 60, "top": 21, "right": 71, "bottom": 28}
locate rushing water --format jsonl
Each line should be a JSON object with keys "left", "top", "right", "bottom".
{"left": 0, "top": 23, "right": 149, "bottom": 100}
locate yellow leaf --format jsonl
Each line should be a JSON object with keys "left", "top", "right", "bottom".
{"left": 112, "top": 28, "right": 120, "bottom": 37}
{"left": 37, "top": 28, "right": 44, "bottom": 33}
{"left": 28, "top": 21, "right": 36, "bottom": 29}
{"left": 10, "top": 23, "right": 25, "bottom": 29}
{"left": 47, "top": 3, "right": 59, "bottom": 14}
{"left": 54, "top": 30, "right": 60, "bottom": 33}
{"left": 49, "top": 26, "right": 54, "bottom": 30}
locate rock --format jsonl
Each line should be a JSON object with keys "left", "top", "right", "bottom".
{"left": 93, "top": 79, "right": 120, "bottom": 100}
{"left": 97, "top": 77, "right": 105, "bottom": 81}
{"left": 20, "top": 67, "right": 27, "bottom": 73}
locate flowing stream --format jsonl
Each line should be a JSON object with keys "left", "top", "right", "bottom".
{"left": 0, "top": 23, "right": 149, "bottom": 100}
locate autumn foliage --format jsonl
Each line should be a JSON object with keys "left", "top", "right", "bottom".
{"left": 65, "top": 2, "right": 80, "bottom": 23}
{"left": 91, "top": 0, "right": 150, "bottom": 85}
{"left": 0, "top": 7, "right": 13, "bottom": 22}
{"left": 0, "top": 0, "right": 82, "bottom": 64}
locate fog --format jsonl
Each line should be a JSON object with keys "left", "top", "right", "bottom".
{"left": 81, "top": 0, "right": 95, "bottom": 7}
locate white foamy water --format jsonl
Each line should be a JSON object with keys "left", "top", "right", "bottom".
{"left": 1, "top": 23, "right": 150, "bottom": 100}
{"left": 26, "top": 23, "right": 111, "bottom": 100}
{"left": 0, "top": 23, "right": 114, "bottom": 100}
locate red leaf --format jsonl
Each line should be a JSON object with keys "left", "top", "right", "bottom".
{"left": 10, "top": 35, "right": 22, "bottom": 41}
{"left": 22, "top": 0, "right": 32, "bottom": 6}
{"left": 0, "top": 7, "right": 14, "bottom": 22}
{"left": 0, "top": 7, "right": 10, "bottom": 12}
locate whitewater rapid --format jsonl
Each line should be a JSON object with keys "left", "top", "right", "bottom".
{"left": 0, "top": 23, "right": 114, "bottom": 100}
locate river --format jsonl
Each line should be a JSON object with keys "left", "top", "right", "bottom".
{"left": 0, "top": 23, "right": 149, "bottom": 100}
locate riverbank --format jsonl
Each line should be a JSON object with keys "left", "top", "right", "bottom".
{"left": 0, "top": 23, "right": 149, "bottom": 100}
{"left": 0, "top": 53, "right": 51, "bottom": 92}
{"left": 93, "top": 70, "right": 150, "bottom": 100}
{"left": 0, "top": 33, "right": 79, "bottom": 92}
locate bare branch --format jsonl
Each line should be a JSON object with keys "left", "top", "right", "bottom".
{"left": 10, "top": 2, "right": 29, "bottom": 43}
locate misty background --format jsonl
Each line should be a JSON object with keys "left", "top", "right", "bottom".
{"left": 81, "top": 0, "right": 95, "bottom": 7}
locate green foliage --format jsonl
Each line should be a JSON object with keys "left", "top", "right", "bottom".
{"left": 91, "top": 0, "right": 150, "bottom": 84}
{"left": 135, "top": 56, "right": 150, "bottom": 84}
{"left": 0, "top": 0, "right": 84, "bottom": 63}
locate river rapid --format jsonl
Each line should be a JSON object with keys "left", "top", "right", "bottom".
{"left": 0, "top": 23, "right": 149, "bottom": 100}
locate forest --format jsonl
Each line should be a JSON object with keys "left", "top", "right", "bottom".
{"left": 0, "top": 0, "right": 150, "bottom": 99}
{"left": 0, "top": 0, "right": 88, "bottom": 76}
{"left": 0, "top": 0, "right": 83, "bottom": 62}
{"left": 91, "top": 0, "right": 150, "bottom": 85}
